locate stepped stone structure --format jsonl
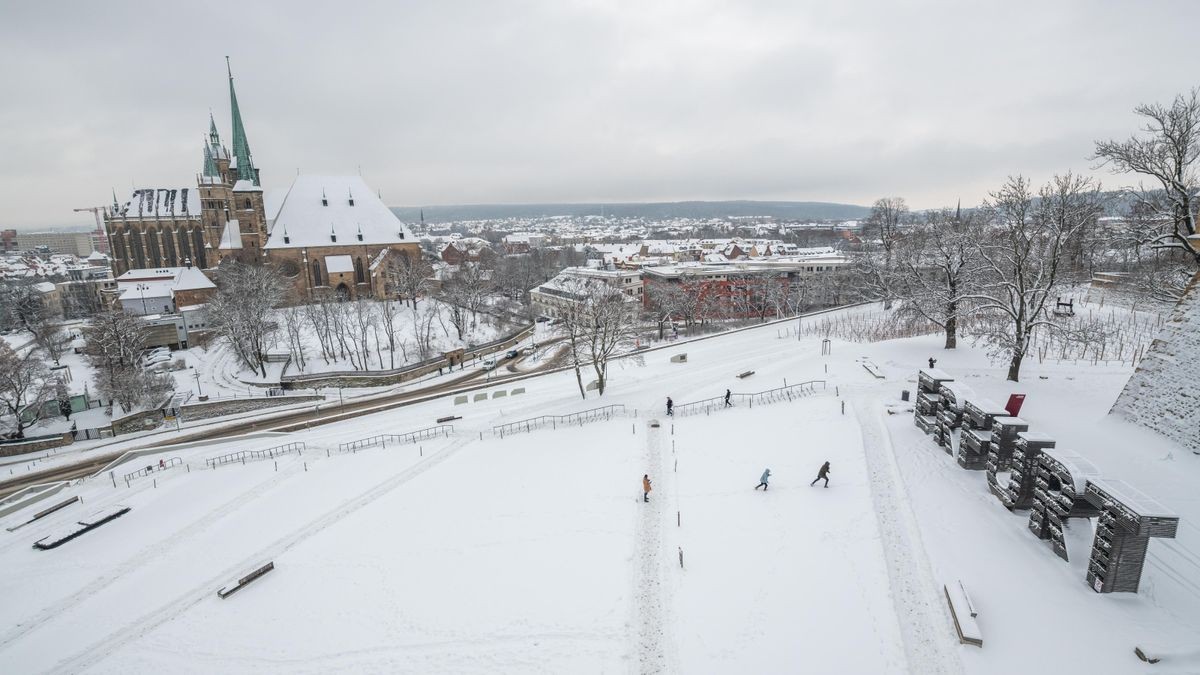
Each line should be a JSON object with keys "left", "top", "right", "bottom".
{"left": 1110, "top": 272, "right": 1200, "bottom": 453}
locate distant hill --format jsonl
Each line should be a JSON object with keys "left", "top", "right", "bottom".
{"left": 389, "top": 200, "right": 871, "bottom": 223}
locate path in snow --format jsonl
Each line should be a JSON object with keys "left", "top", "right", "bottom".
{"left": 853, "top": 396, "right": 964, "bottom": 675}
{"left": 634, "top": 419, "right": 668, "bottom": 673}
{"left": 46, "top": 437, "right": 473, "bottom": 674}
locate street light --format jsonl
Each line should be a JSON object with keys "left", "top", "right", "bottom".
{"left": 136, "top": 283, "right": 150, "bottom": 314}
{"left": 192, "top": 367, "right": 204, "bottom": 397}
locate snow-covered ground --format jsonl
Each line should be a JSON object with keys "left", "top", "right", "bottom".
{"left": 1, "top": 303, "right": 1197, "bottom": 673}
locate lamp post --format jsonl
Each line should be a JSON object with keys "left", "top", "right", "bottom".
{"left": 136, "top": 283, "right": 150, "bottom": 314}
{"left": 192, "top": 367, "right": 204, "bottom": 397}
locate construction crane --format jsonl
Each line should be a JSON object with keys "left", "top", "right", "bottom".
{"left": 73, "top": 206, "right": 110, "bottom": 256}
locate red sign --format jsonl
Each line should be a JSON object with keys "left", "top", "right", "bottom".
{"left": 1005, "top": 393, "right": 1026, "bottom": 417}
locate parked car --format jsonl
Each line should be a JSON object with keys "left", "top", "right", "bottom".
{"left": 505, "top": 350, "right": 519, "bottom": 359}
{"left": 535, "top": 316, "right": 550, "bottom": 323}
{"left": 481, "top": 358, "right": 497, "bottom": 370}
{"left": 143, "top": 352, "right": 171, "bottom": 365}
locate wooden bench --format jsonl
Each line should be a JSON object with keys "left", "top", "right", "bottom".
{"left": 944, "top": 580, "right": 982, "bottom": 647}
{"left": 862, "top": 362, "right": 884, "bottom": 379}
{"left": 436, "top": 415, "right": 461, "bottom": 424}
{"left": 218, "top": 561, "right": 275, "bottom": 599}
{"left": 736, "top": 371, "right": 755, "bottom": 379}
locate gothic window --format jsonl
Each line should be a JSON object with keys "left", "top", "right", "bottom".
{"left": 161, "top": 227, "right": 177, "bottom": 265}
{"left": 244, "top": 199, "right": 252, "bottom": 210}
{"left": 312, "top": 260, "right": 324, "bottom": 287}
{"left": 191, "top": 228, "right": 207, "bottom": 268}
{"left": 354, "top": 257, "right": 366, "bottom": 285}
{"left": 147, "top": 229, "right": 162, "bottom": 267}
{"left": 111, "top": 232, "right": 127, "bottom": 265}
{"left": 130, "top": 229, "right": 146, "bottom": 269}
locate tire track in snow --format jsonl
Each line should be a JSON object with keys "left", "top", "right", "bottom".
{"left": 45, "top": 437, "right": 473, "bottom": 675}
{"left": 853, "top": 397, "right": 964, "bottom": 675}
{"left": 633, "top": 419, "right": 668, "bottom": 674}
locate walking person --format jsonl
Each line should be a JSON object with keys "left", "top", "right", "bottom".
{"left": 724, "top": 389, "right": 732, "bottom": 408}
{"left": 666, "top": 397, "right": 674, "bottom": 417}
{"left": 810, "top": 461, "right": 831, "bottom": 488}
{"left": 754, "top": 468, "right": 771, "bottom": 491}
{"left": 643, "top": 474, "right": 652, "bottom": 502}
{"left": 928, "top": 357, "right": 937, "bottom": 369}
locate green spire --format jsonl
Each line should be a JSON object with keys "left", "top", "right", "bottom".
{"left": 226, "top": 57, "right": 258, "bottom": 186}
{"left": 203, "top": 141, "right": 218, "bottom": 177}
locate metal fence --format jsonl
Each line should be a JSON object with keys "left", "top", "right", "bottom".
{"left": 206, "top": 441, "right": 307, "bottom": 468}
{"left": 674, "top": 380, "right": 828, "bottom": 417}
{"left": 337, "top": 425, "right": 454, "bottom": 453}
{"left": 123, "top": 456, "right": 182, "bottom": 484}
{"left": 493, "top": 404, "right": 628, "bottom": 438}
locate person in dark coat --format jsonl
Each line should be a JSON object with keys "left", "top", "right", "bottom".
{"left": 724, "top": 389, "right": 732, "bottom": 407}
{"left": 666, "top": 397, "right": 674, "bottom": 416}
{"left": 810, "top": 461, "right": 831, "bottom": 488}
{"left": 643, "top": 474, "right": 652, "bottom": 502}
{"left": 754, "top": 468, "right": 771, "bottom": 490}
{"left": 928, "top": 357, "right": 937, "bottom": 369}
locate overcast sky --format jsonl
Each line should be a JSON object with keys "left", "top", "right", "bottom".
{"left": 1, "top": 0, "right": 1197, "bottom": 228}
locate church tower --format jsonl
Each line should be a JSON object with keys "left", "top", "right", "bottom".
{"left": 226, "top": 57, "right": 268, "bottom": 256}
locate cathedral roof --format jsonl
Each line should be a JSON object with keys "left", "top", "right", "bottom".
{"left": 112, "top": 188, "right": 201, "bottom": 220}
{"left": 264, "top": 175, "right": 414, "bottom": 250}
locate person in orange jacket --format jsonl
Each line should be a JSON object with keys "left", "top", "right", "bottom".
{"left": 643, "top": 474, "right": 652, "bottom": 502}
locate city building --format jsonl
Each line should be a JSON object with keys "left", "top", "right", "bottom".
{"left": 530, "top": 266, "right": 642, "bottom": 319}
{"left": 11, "top": 230, "right": 94, "bottom": 257}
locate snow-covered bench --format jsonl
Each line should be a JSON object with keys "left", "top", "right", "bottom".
{"left": 218, "top": 561, "right": 275, "bottom": 599}
{"left": 33, "top": 505, "right": 131, "bottom": 550}
{"left": 944, "top": 580, "right": 983, "bottom": 647}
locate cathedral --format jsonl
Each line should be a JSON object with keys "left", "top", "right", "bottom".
{"left": 103, "top": 61, "right": 419, "bottom": 300}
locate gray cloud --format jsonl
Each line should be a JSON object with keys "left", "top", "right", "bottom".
{"left": 1, "top": 0, "right": 1197, "bottom": 227}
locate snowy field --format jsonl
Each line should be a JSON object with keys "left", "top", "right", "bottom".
{"left": 1, "top": 304, "right": 1197, "bottom": 673}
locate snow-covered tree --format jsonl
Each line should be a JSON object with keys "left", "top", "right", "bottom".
{"left": 31, "top": 319, "right": 70, "bottom": 366}
{"left": 558, "top": 278, "right": 641, "bottom": 398}
{"left": 387, "top": 252, "right": 434, "bottom": 309}
{"left": 1094, "top": 88, "right": 1200, "bottom": 267}
{"left": 209, "top": 262, "right": 287, "bottom": 378}
{"left": 966, "top": 174, "right": 1102, "bottom": 381}
{"left": 83, "top": 310, "right": 172, "bottom": 414}
{"left": 0, "top": 342, "right": 54, "bottom": 438}
{"left": 893, "top": 206, "right": 983, "bottom": 349}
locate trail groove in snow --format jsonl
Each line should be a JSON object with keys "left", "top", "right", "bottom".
{"left": 0, "top": 458, "right": 311, "bottom": 648}
{"left": 633, "top": 421, "right": 668, "bottom": 674}
{"left": 47, "top": 437, "right": 473, "bottom": 675}
{"left": 853, "top": 397, "right": 964, "bottom": 675}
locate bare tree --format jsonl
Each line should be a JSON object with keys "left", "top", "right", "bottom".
{"left": 0, "top": 342, "right": 54, "bottom": 438}
{"left": 558, "top": 278, "right": 641, "bottom": 397}
{"left": 209, "top": 262, "right": 287, "bottom": 378}
{"left": 966, "top": 174, "right": 1102, "bottom": 381}
{"left": 31, "top": 319, "right": 70, "bottom": 366}
{"left": 388, "top": 252, "right": 435, "bottom": 309}
{"left": 375, "top": 296, "right": 404, "bottom": 369}
{"left": 83, "top": 310, "right": 173, "bottom": 414}
{"left": 281, "top": 303, "right": 307, "bottom": 371}
{"left": 893, "top": 206, "right": 983, "bottom": 349}
{"left": 1094, "top": 88, "right": 1200, "bottom": 267}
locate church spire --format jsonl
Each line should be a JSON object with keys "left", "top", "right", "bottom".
{"left": 203, "top": 141, "right": 218, "bottom": 177}
{"left": 208, "top": 111, "right": 221, "bottom": 149}
{"left": 226, "top": 56, "right": 258, "bottom": 186}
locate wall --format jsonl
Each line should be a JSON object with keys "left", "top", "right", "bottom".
{"left": 180, "top": 395, "right": 323, "bottom": 423}
{"left": 1110, "top": 272, "right": 1200, "bottom": 453}
{"left": 0, "top": 433, "right": 74, "bottom": 457}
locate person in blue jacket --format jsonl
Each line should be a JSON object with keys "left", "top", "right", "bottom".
{"left": 754, "top": 468, "right": 771, "bottom": 491}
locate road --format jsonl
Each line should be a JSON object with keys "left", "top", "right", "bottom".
{"left": 0, "top": 350, "right": 562, "bottom": 500}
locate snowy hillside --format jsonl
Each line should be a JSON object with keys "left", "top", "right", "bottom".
{"left": 0, "top": 306, "right": 1197, "bottom": 674}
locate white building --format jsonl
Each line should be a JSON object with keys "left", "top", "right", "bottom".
{"left": 530, "top": 267, "right": 643, "bottom": 319}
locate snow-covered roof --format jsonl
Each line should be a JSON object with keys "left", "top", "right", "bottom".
{"left": 218, "top": 219, "right": 243, "bottom": 250}
{"left": 86, "top": 251, "right": 109, "bottom": 261}
{"left": 265, "top": 175, "right": 414, "bottom": 249}
{"left": 325, "top": 255, "right": 354, "bottom": 274}
{"left": 33, "top": 281, "right": 57, "bottom": 293}
{"left": 116, "top": 266, "right": 216, "bottom": 296}
{"left": 233, "top": 180, "right": 262, "bottom": 193}
{"left": 113, "top": 188, "right": 200, "bottom": 220}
